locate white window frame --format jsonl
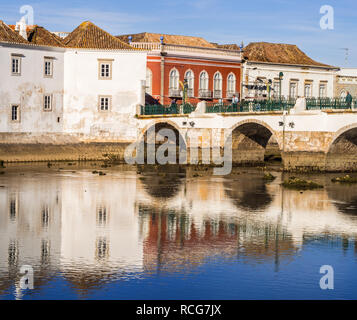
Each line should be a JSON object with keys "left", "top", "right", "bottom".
{"left": 11, "top": 56, "right": 21, "bottom": 76}
{"left": 169, "top": 68, "right": 180, "bottom": 90}
{"left": 10, "top": 105, "right": 20, "bottom": 122}
{"left": 146, "top": 68, "right": 153, "bottom": 95}
{"left": 273, "top": 81, "right": 280, "bottom": 98}
{"left": 98, "top": 59, "right": 113, "bottom": 80}
{"left": 213, "top": 72, "right": 223, "bottom": 91}
{"left": 98, "top": 95, "right": 112, "bottom": 112}
{"left": 43, "top": 94, "right": 53, "bottom": 111}
{"left": 304, "top": 82, "right": 312, "bottom": 98}
{"left": 199, "top": 71, "right": 209, "bottom": 90}
{"left": 289, "top": 81, "right": 298, "bottom": 99}
{"left": 44, "top": 58, "right": 53, "bottom": 78}
{"left": 184, "top": 70, "right": 194, "bottom": 90}
{"left": 227, "top": 73, "right": 236, "bottom": 93}
{"left": 319, "top": 83, "right": 327, "bottom": 98}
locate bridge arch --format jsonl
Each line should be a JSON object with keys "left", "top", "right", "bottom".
{"left": 138, "top": 120, "right": 187, "bottom": 164}
{"left": 227, "top": 119, "right": 282, "bottom": 166}
{"left": 326, "top": 123, "right": 357, "bottom": 171}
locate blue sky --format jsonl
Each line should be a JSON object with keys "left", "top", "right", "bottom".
{"left": 1, "top": 0, "right": 356, "bottom": 67}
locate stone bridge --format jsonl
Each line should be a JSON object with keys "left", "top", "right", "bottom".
{"left": 136, "top": 103, "right": 357, "bottom": 172}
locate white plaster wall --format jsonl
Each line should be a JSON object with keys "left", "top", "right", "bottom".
{"left": 243, "top": 63, "right": 337, "bottom": 99}
{"left": 63, "top": 50, "right": 147, "bottom": 141}
{"left": 0, "top": 43, "right": 65, "bottom": 133}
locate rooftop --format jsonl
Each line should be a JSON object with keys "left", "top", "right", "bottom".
{"left": 0, "top": 20, "right": 28, "bottom": 44}
{"left": 27, "top": 26, "right": 66, "bottom": 47}
{"left": 64, "top": 21, "right": 133, "bottom": 50}
{"left": 117, "top": 32, "right": 218, "bottom": 49}
{"left": 243, "top": 42, "right": 335, "bottom": 68}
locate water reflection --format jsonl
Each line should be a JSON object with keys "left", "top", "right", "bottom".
{"left": 1, "top": 168, "right": 357, "bottom": 298}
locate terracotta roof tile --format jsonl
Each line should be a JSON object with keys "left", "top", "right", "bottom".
{"left": 0, "top": 20, "right": 28, "bottom": 44}
{"left": 243, "top": 42, "right": 334, "bottom": 68}
{"left": 64, "top": 21, "right": 133, "bottom": 50}
{"left": 117, "top": 32, "right": 217, "bottom": 48}
{"left": 27, "top": 26, "right": 66, "bottom": 47}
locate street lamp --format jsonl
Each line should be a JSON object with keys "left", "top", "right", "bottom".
{"left": 279, "top": 72, "right": 284, "bottom": 108}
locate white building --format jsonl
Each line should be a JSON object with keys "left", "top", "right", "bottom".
{"left": 242, "top": 42, "right": 339, "bottom": 100}
{"left": 0, "top": 20, "right": 147, "bottom": 142}
{"left": 335, "top": 68, "right": 357, "bottom": 98}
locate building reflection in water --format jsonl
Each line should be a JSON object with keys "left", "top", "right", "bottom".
{"left": 1, "top": 168, "right": 357, "bottom": 296}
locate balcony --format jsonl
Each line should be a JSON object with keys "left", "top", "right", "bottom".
{"left": 199, "top": 89, "right": 213, "bottom": 99}
{"left": 226, "top": 91, "right": 239, "bottom": 99}
{"left": 213, "top": 90, "right": 222, "bottom": 99}
{"left": 187, "top": 88, "right": 194, "bottom": 98}
{"left": 169, "top": 88, "right": 182, "bottom": 98}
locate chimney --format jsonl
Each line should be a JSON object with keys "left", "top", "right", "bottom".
{"left": 15, "top": 17, "right": 27, "bottom": 40}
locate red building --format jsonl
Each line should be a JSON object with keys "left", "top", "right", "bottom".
{"left": 117, "top": 33, "right": 242, "bottom": 105}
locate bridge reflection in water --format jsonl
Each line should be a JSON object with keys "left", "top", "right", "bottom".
{"left": 0, "top": 167, "right": 357, "bottom": 298}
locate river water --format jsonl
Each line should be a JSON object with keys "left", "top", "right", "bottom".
{"left": 0, "top": 163, "right": 357, "bottom": 300}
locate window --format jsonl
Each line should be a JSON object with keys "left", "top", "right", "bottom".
{"left": 214, "top": 72, "right": 222, "bottom": 91}
{"left": 213, "top": 72, "right": 222, "bottom": 98}
{"left": 340, "top": 90, "right": 347, "bottom": 99}
{"left": 97, "top": 206, "right": 108, "bottom": 226}
{"left": 11, "top": 105, "right": 20, "bottom": 122}
{"left": 96, "top": 237, "right": 109, "bottom": 261}
{"left": 169, "top": 69, "right": 179, "bottom": 89}
{"left": 289, "top": 82, "right": 298, "bottom": 98}
{"left": 43, "top": 95, "right": 52, "bottom": 111}
{"left": 199, "top": 71, "right": 209, "bottom": 90}
{"left": 319, "top": 83, "right": 327, "bottom": 98}
{"left": 42, "top": 207, "right": 49, "bottom": 228}
{"left": 98, "top": 96, "right": 111, "bottom": 111}
{"left": 10, "top": 199, "right": 17, "bottom": 221}
{"left": 146, "top": 68, "right": 153, "bottom": 95}
{"left": 273, "top": 81, "right": 280, "bottom": 98}
{"left": 304, "top": 83, "right": 312, "bottom": 97}
{"left": 11, "top": 56, "right": 21, "bottom": 75}
{"left": 227, "top": 73, "right": 236, "bottom": 93}
{"left": 185, "top": 70, "right": 194, "bottom": 96}
{"left": 98, "top": 59, "right": 113, "bottom": 80}
{"left": 44, "top": 59, "right": 53, "bottom": 77}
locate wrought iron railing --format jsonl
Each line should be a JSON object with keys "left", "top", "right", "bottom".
{"left": 306, "top": 97, "right": 356, "bottom": 110}
{"left": 206, "top": 99, "right": 296, "bottom": 113}
{"left": 141, "top": 103, "right": 196, "bottom": 116}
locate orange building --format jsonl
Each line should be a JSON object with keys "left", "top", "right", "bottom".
{"left": 117, "top": 33, "right": 243, "bottom": 105}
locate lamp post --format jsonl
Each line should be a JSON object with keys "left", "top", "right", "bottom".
{"left": 279, "top": 72, "right": 284, "bottom": 109}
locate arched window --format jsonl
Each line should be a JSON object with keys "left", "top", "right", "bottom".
{"left": 185, "top": 70, "right": 194, "bottom": 97}
{"left": 146, "top": 68, "right": 153, "bottom": 95}
{"left": 227, "top": 73, "right": 236, "bottom": 94}
{"left": 169, "top": 69, "right": 179, "bottom": 89}
{"left": 340, "top": 90, "right": 347, "bottom": 99}
{"left": 214, "top": 72, "right": 222, "bottom": 91}
{"left": 213, "top": 72, "right": 222, "bottom": 98}
{"left": 199, "top": 71, "right": 209, "bottom": 90}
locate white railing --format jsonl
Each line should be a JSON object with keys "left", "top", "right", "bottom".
{"left": 131, "top": 42, "right": 162, "bottom": 51}
{"left": 169, "top": 88, "right": 182, "bottom": 97}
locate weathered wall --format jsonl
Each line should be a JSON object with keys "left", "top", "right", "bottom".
{"left": 0, "top": 43, "right": 65, "bottom": 133}
{"left": 63, "top": 50, "right": 147, "bottom": 139}
{"left": 0, "top": 133, "right": 131, "bottom": 162}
